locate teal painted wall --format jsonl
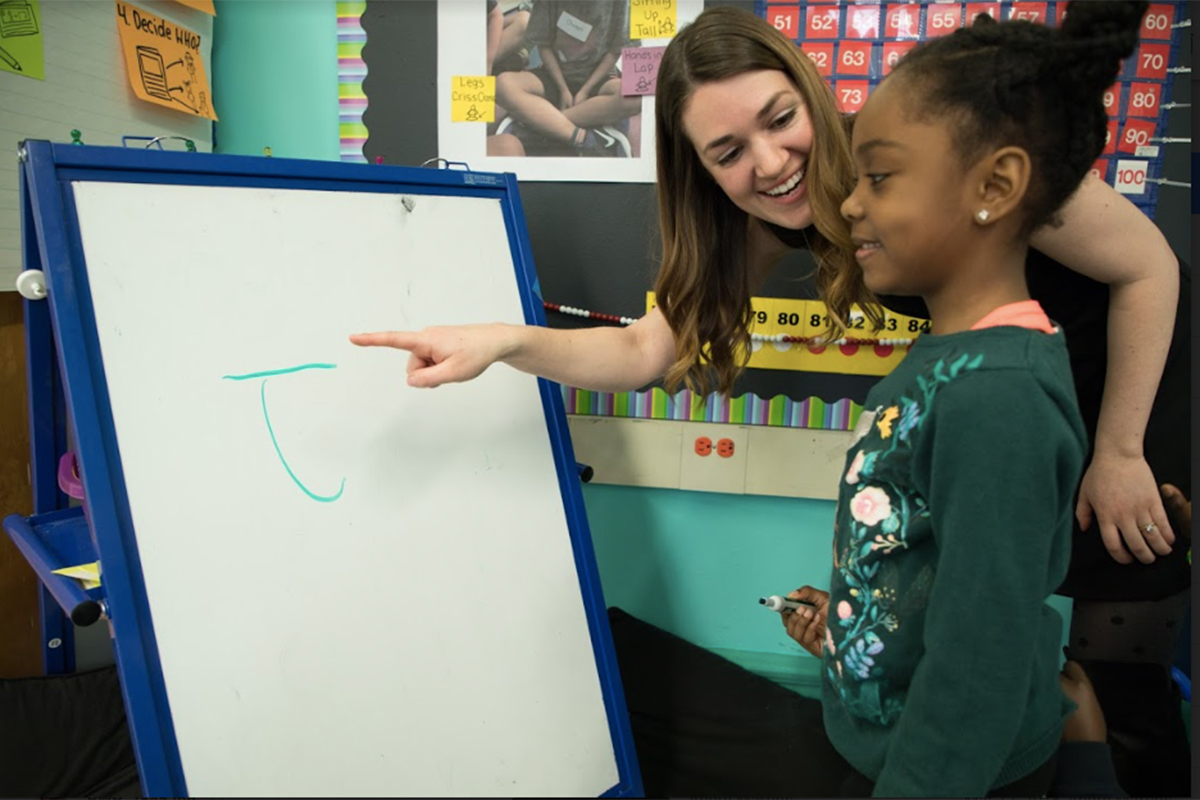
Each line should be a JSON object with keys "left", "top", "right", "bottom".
{"left": 208, "top": 2, "right": 1072, "bottom": 677}
{"left": 212, "top": 0, "right": 339, "bottom": 161}
{"left": 583, "top": 483, "right": 836, "bottom": 657}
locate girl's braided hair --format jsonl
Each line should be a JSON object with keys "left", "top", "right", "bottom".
{"left": 891, "top": 1, "right": 1147, "bottom": 234}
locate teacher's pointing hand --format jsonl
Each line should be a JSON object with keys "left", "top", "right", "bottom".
{"left": 350, "top": 324, "right": 512, "bottom": 388}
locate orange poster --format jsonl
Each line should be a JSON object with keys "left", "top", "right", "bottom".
{"left": 114, "top": 1, "right": 217, "bottom": 120}
{"left": 173, "top": 0, "right": 215, "bottom": 14}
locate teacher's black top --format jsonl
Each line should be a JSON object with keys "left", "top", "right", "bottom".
{"left": 877, "top": 248, "right": 1191, "bottom": 602}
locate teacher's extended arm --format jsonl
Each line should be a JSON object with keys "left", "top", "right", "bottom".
{"left": 350, "top": 306, "right": 677, "bottom": 394}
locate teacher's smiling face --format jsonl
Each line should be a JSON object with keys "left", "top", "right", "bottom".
{"left": 681, "top": 69, "right": 816, "bottom": 231}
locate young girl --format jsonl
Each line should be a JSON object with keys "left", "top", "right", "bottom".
{"left": 782, "top": 4, "right": 1145, "bottom": 795}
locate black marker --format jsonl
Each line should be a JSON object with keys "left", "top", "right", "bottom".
{"left": 759, "top": 595, "right": 817, "bottom": 612}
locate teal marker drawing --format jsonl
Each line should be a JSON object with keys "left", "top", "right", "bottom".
{"left": 222, "top": 363, "right": 337, "bottom": 381}
{"left": 224, "top": 363, "right": 345, "bottom": 503}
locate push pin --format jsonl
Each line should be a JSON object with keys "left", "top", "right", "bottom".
{"left": 263, "top": 146, "right": 272, "bottom": 157}
{"left": 185, "top": 139, "right": 196, "bottom": 152}
{"left": 70, "top": 129, "right": 83, "bottom": 145}
{"left": 375, "top": 156, "right": 383, "bottom": 165}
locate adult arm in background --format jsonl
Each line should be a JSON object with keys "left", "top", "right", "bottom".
{"left": 1025, "top": 174, "right": 1177, "bottom": 564}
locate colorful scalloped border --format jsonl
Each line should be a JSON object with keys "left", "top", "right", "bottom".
{"left": 337, "top": 2, "right": 367, "bottom": 163}
{"left": 562, "top": 386, "right": 864, "bottom": 431}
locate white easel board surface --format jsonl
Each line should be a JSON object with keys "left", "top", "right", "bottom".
{"left": 18, "top": 141, "right": 641, "bottom": 798}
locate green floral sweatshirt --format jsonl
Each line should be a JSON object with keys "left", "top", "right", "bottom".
{"left": 821, "top": 325, "right": 1087, "bottom": 797}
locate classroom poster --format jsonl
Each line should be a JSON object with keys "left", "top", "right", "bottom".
{"left": 115, "top": 1, "right": 217, "bottom": 120}
{"left": 173, "top": 0, "right": 215, "bottom": 14}
{"left": 436, "top": 0, "right": 702, "bottom": 183}
{"left": 0, "top": 0, "right": 45, "bottom": 80}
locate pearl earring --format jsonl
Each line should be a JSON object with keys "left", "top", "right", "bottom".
{"left": 976, "top": 210, "right": 990, "bottom": 222}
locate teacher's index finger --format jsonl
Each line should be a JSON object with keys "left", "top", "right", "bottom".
{"left": 349, "top": 331, "right": 421, "bottom": 351}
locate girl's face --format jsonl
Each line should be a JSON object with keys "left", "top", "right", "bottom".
{"left": 681, "top": 69, "right": 816, "bottom": 230}
{"left": 840, "top": 78, "right": 977, "bottom": 297}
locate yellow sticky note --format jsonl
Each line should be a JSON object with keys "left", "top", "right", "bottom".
{"left": 0, "top": 0, "right": 45, "bottom": 80}
{"left": 451, "top": 76, "right": 495, "bottom": 123}
{"left": 630, "top": 0, "right": 677, "bottom": 39}
{"left": 115, "top": 2, "right": 217, "bottom": 120}
{"left": 53, "top": 561, "right": 101, "bottom": 584}
{"left": 173, "top": 0, "right": 215, "bottom": 14}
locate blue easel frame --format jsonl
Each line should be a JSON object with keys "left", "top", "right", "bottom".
{"left": 11, "top": 140, "right": 643, "bottom": 799}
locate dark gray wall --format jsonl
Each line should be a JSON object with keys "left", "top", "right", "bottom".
{"left": 360, "top": 0, "right": 1190, "bottom": 404}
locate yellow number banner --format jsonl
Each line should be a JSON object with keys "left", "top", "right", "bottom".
{"left": 646, "top": 292, "right": 929, "bottom": 377}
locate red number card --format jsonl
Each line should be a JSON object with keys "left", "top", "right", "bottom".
{"left": 806, "top": 5, "right": 842, "bottom": 38}
{"left": 926, "top": 3, "right": 963, "bottom": 37}
{"left": 801, "top": 41, "right": 835, "bottom": 78}
{"left": 1102, "top": 119, "right": 1118, "bottom": 156}
{"left": 1139, "top": 4, "right": 1175, "bottom": 41}
{"left": 1127, "top": 82, "right": 1162, "bottom": 119}
{"left": 835, "top": 80, "right": 870, "bottom": 114}
{"left": 844, "top": 5, "right": 882, "bottom": 38}
{"left": 1117, "top": 118, "right": 1157, "bottom": 155}
{"left": 965, "top": 3, "right": 1000, "bottom": 25}
{"left": 1089, "top": 158, "right": 1109, "bottom": 183}
{"left": 885, "top": 3, "right": 921, "bottom": 39}
{"left": 882, "top": 40, "right": 917, "bottom": 76}
{"left": 1101, "top": 83, "right": 1120, "bottom": 117}
{"left": 1007, "top": 2, "right": 1047, "bottom": 24}
{"left": 1135, "top": 43, "right": 1170, "bottom": 80}
{"left": 767, "top": 6, "right": 800, "bottom": 39}
{"left": 837, "top": 41, "right": 873, "bottom": 76}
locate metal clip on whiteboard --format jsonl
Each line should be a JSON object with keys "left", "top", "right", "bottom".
{"left": 15, "top": 269, "right": 47, "bottom": 300}
{"left": 420, "top": 157, "right": 472, "bottom": 171}
{"left": 122, "top": 135, "right": 197, "bottom": 151}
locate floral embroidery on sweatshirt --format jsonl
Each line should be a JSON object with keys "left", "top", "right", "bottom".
{"left": 825, "top": 351, "right": 983, "bottom": 725}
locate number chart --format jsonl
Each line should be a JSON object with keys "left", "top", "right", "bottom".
{"left": 648, "top": 292, "right": 926, "bottom": 377}
{"left": 758, "top": 0, "right": 1189, "bottom": 217}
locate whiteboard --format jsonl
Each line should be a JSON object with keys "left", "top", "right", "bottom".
{"left": 59, "top": 176, "right": 625, "bottom": 796}
{"left": 0, "top": 0, "right": 213, "bottom": 291}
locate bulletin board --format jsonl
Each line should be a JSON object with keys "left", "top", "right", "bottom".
{"left": 340, "top": 1, "right": 1189, "bottom": 425}
{"left": 755, "top": 0, "right": 1190, "bottom": 217}
{"left": 0, "top": 0, "right": 214, "bottom": 291}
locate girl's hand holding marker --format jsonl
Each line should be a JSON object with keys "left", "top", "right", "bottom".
{"left": 763, "top": 587, "right": 829, "bottom": 660}
{"left": 759, "top": 595, "right": 816, "bottom": 612}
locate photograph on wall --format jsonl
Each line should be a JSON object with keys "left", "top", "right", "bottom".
{"left": 439, "top": 0, "right": 703, "bottom": 182}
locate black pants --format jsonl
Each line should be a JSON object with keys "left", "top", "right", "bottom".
{"left": 1078, "top": 659, "right": 1191, "bottom": 798}
{"left": 0, "top": 665, "right": 141, "bottom": 798}
{"left": 609, "top": 607, "right": 1061, "bottom": 798}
